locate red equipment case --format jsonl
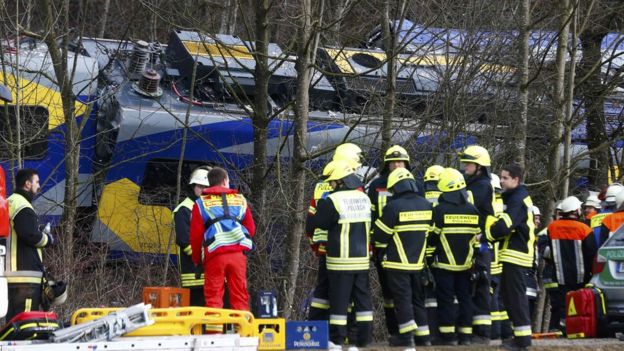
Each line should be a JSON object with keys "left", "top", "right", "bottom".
{"left": 565, "top": 287, "right": 607, "bottom": 338}
{"left": 0, "top": 311, "right": 60, "bottom": 340}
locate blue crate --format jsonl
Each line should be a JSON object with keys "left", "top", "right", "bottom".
{"left": 286, "top": 321, "right": 328, "bottom": 349}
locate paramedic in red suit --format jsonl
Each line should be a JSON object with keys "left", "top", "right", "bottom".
{"left": 190, "top": 167, "right": 256, "bottom": 310}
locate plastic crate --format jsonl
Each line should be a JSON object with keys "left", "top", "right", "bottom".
{"left": 253, "top": 318, "right": 286, "bottom": 350}
{"left": 143, "top": 287, "right": 190, "bottom": 308}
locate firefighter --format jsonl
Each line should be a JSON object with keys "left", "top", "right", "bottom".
{"left": 459, "top": 145, "right": 496, "bottom": 342}
{"left": 484, "top": 163, "right": 535, "bottom": 350}
{"left": 543, "top": 196, "right": 597, "bottom": 332}
{"left": 373, "top": 168, "right": 433, "bottom": 347}
{"left": 429, "top": 168, "right": 480, "bottom": 346}
{"left": 590, "top": 183, "right": 624, "bottom": 245}
{"left": 423, "top": 165, "right": 444, "bottom": 206}
{"left": 306, "top": 144, "right": 362, "bottom": 321}
{"left": 598, "top": 189, "right": 624, "bottom": 246}
{"left": 489, "top": 173, "right": 512, "bottom": 342}
{"left": 174, "top": 167, "right": 211, "bottom": 306}
{"left": 368, "top": 145, "right": 410, "bottom": 338}
{"left": 583, "top": 192, "right": 601, "bottom": 221}
{"left": 422, "top": 165, "right": 445, "bottom": 341}
{"left": 189, "top": 167, "right": 256, "bottom": 310}
{"left": 5, "top": 169, "right": 55, "bottom": 321}
{"left": 526, "top": 206, "right": 541, "bottom": 319}
{"left": 312, "top": 160, "right": 373, "bottom": 349}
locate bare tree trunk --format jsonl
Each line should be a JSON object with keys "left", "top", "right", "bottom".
{"left": 579, "top": 29, "right": 609, "bottom": 188}
{"left": 380, "top": 1, "right": 395, "bottom": 155}
{"left": 544, "top": 0, "right": 570, "bottom": 218}
{"left": 251, "top": 0, "right": 270, "bottom": 224}
{"left": 98, "top": 0, "right": 111, "bottom": 38}
{"left": 38, "top": 0, "right": 79, "bottom": 276}
{"left": 283, "top": 0, "right": 319, "bottom": 319}
{"left": 562, "top": 4, "right": 578, "bottom": 197}
{"left": 516, "top": 0, "right": 530, "bottom": 169}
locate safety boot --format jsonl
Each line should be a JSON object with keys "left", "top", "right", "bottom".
{"left": 389, "top": 333, "right": 415, "bottom": 347}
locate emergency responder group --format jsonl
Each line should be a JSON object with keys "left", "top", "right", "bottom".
{"left": 306, "top": 144, "right": 538, "bottom": 351}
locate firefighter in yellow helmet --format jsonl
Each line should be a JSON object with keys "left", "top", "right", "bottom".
{"left": 173, "top": 167, "right": 211, "bottom": 307}
{"left": 459, "top": 145, "right": 496, "bottom": 343}
{"left": 368, "top": 145, "right": 410, "bottom": 338}
{"left": 305, "top": 144, "right": 363, "bottom": 322}
{"left": 310, "top": 160, "right": 373, "bottom": 349}
{"left": 429, "top": 168, "right": 481, "bottom": 346}
{"left": 422, "top": 164, "right": 444, "bottom": 341}
{"left": 373, "top": 168, "right": 433, "bottom": 347}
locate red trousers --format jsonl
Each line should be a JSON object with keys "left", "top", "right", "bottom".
{"left": 203, "top": 251, "right": 249, "bottom": 310}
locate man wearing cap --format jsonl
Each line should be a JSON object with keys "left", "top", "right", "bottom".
{"left": 312, "top": 160, "right": 373, "bottom": 350}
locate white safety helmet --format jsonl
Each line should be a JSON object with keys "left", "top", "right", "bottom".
{"left": 584, "top": 192, "right": 602, "bottom": 209}
{"left": 560, "top": 196, "right": 583, "bottom": 214}
{"left": 490, "top": 173, "right": 502, "bottom": 191}
{"left": 605, "top": 183, "right": 624, "bottom": 204}
{"left": 616, "top": 190, "right": 624, "bottom": 210}
{"left": 532, "top": 205, "right": 541, "bottom": 217}
{"left": 189, "top": 168, "right": 210, "bottom": 187}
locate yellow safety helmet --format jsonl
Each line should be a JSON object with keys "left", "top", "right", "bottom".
{"left": 459, "top": 145, "right": 491, "bottom": 167}
{"left": 438, "top": 168, "right": 467, "bottom": 192}
{"left": 424, "top": 165, "right": 445, "bottom": 182}
{"left": 325, "top": 159, "right": 355, "bottom": 182}
{"left": 387, "top": 168, "right": 415, "bottom": 190}
{"left": 333, "top": 143, "right": 363, "bottom": 169}
{"left": 384, "top": 145, "right": 410, "bottom": 163}
{"left": 322, "top": 160, "right": 340, "bottom": 178}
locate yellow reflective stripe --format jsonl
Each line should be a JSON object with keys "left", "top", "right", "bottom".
{"left": 415, "top": 326, "right": 430, "bottom": 336}
{"left": 458, "top": 327, "right": 473, "bottom": 334}
{"left": 330, "top": 314, "right": 347, "bottom": 325}
{"left": 398, "top": 320, "right": 417, "bottom": 334}
{"left": 395, "top": 224, "right": 430, "bottom": 232}
{"left": 440, "top": 234, "right": 456, "bottom": 266}
{"left": 544, "top": 282, "right": 559, "bottom": 289}
{"left": 25, "top": 298, "right": 32, "bottom": 312}
{"left": 513, "top": 325, "right": 532, "bottom": 336}
{"left": 393, "top": 233, "right": 409, "bottom": 264}
{"left": 375, "top": 219, "right": 393, "bottom": 235}
{"left": 356, "top": 311, "right": 373, "bottom": 322}
{"left": 440, "top": 227, "right": 480, "bottom": 234}
{"left": 7, "top": 276, "right": 43, "bottom": 284}
{"left": 432, "top": 261, "right": 472, "bottom": 271}
{"left": 382, "top": 261, "right": 424, "bottom": 270}
{"left": 439, "top": 326, "right": 455, "bottom": 333}
{"left": 340, "top": 222, "right": 349, "bottom": 258}
{"left": 183, "top": 245, "right": 192, "bottom": 256}
{"left": 308, "top": 206, "right": 317, "bottom": 215}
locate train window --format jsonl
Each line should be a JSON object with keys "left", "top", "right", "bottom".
{"left": 0, "top": 105, "right": 49, "bottom": 159}
{"left": 139, "top": 159, "right": 212, "bottom": 207}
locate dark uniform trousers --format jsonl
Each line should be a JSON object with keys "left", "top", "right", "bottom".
{"left": 433, "top": 268, "right": 473, "bottom": 342}
{"left": 375, "top": 259, "right": 399, "bottom": 335}
{"left": 501, "top": 263, "right": 532, "bottom": 347}
{"left": 472, "top": 248, "right": 493, "bottom": 337}
{"left": 6, "top": 283, "right": 42, "bottom": 321}
{"left": 328, "top": 272, "right": 372, "bottom": 346}
{"left": 424, "top": 277, "right": 439, "bottom": 340}
{"left": 309, "top": 256, "right": 330, "bottom": 320}
{"left": 385, "top": 270, "right": 429, "bottom": 343}
{"left": 490, "top": 274, "right": 512, "bottom": 340}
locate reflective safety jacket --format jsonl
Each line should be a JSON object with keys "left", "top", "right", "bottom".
{"left": 423, "top": 181, "right": 442, "bottom": 207}
{"left": 174, "top": 197, "right": 204, "bottom": 288}
{"left": 368, "top": 175, "right": 392, "bottom": 225}
{"left": 546, "top": 218, "right": 597, "bottom": 285}
{"left": 429, "top": 194, "right": 481, "bottom": 271}
{"left": 590, "top": 210, "right": 612, "bottom": 246}
{"left": 373, "top": 192, "right": 433, "bottom": 271}
{"left": 598, "top": 211, "right": 624, "bottom": 247}
{"left": 190, "top": 186, "right": 256, "bottom": 265}
{"left": 484, "top": 185, "right": 535, "bottom": 268}
{"left": 314, "top": 187, "right": 372, "bottom": 272}
{"left": 466, "top": 173, "right": 496, "bottom": 229}
{"left": 6, "top": 191, "right": 51, "bottom": 285}
{"left": 305, "top": 181, "right": 333, "bottom": 255}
